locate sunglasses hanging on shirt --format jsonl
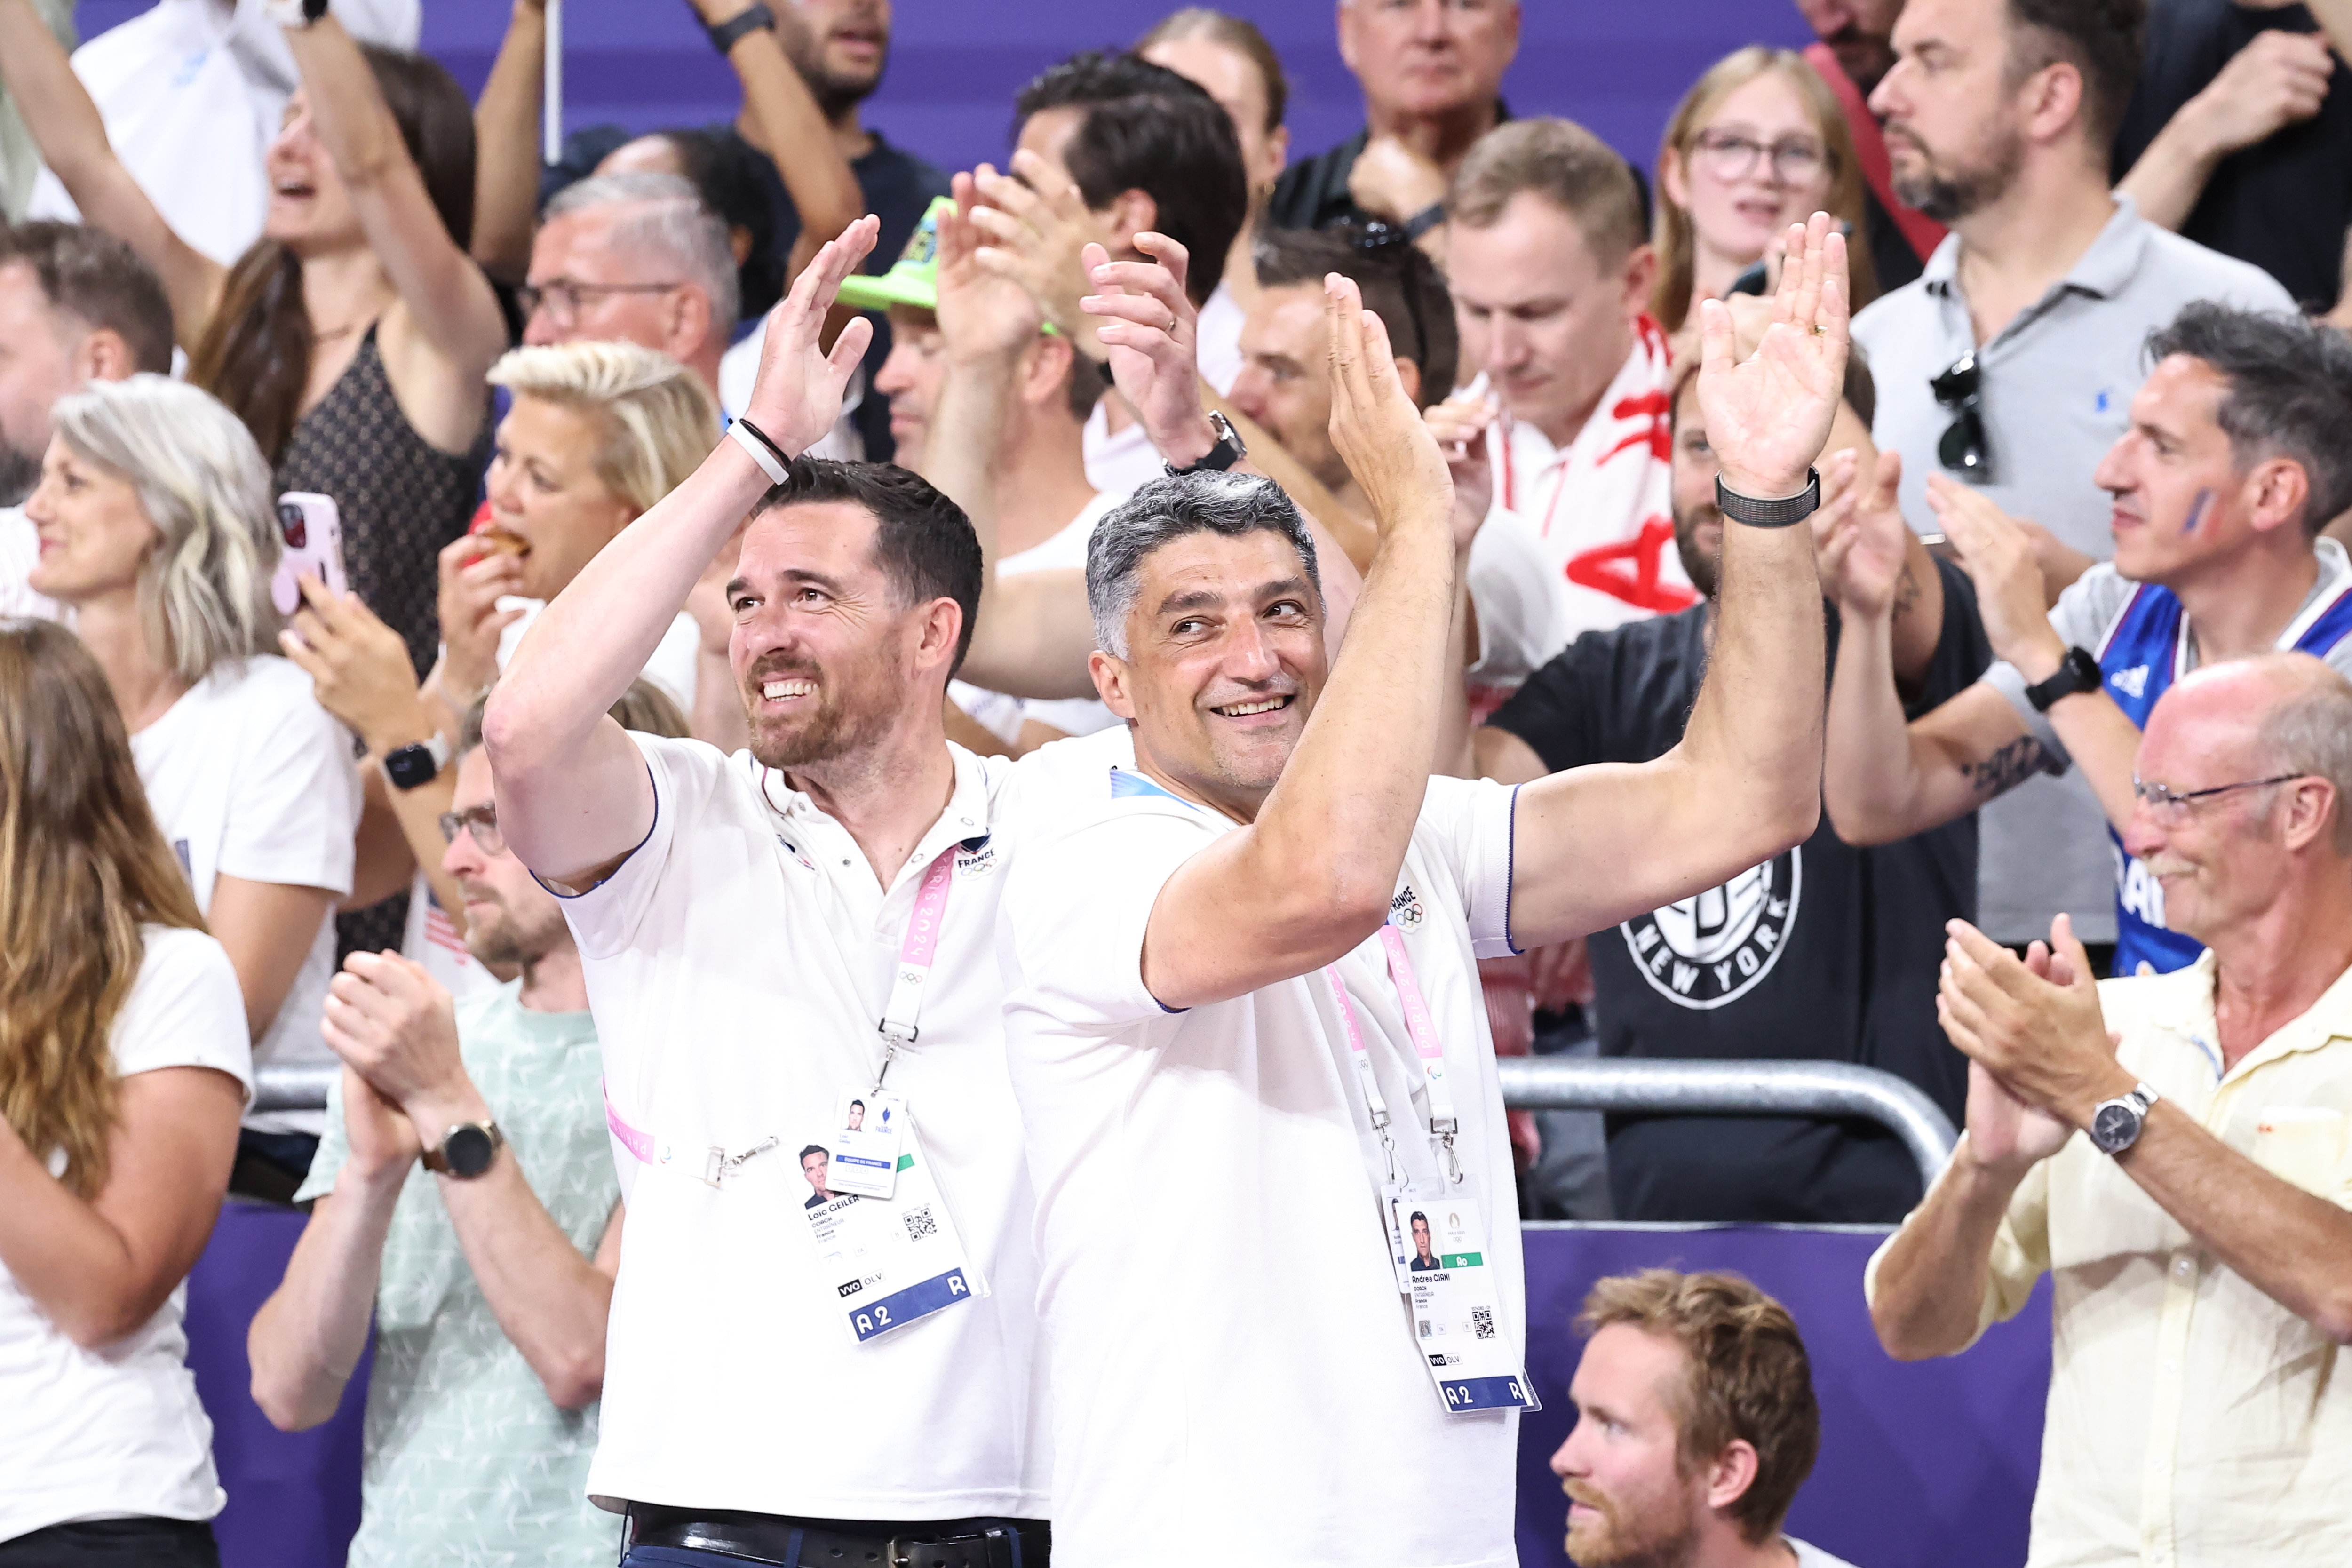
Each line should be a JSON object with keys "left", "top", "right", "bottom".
{"left": 1931, "top": 351, "right": 1993, "bottom": 482}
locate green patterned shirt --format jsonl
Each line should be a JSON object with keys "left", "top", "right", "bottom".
{"left": 297, "top": 983, "right": 621, "bottom": 1567}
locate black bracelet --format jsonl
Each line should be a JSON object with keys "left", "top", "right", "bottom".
{"left": 1403, "top": 201, "right": 1446, "bottom": 240}
{"left": 706, "top": 1, "right": 776, "bottom": 56}
{"left": 1714, "top": 469, "right": 1821, "bottom": 528}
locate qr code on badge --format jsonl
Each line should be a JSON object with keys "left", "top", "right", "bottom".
{"left": 1471, "top": 1307, "right": 1496, "bottom": 1341}
{"left": 903, "top": 1205, "right": 938, "bottom": 1241}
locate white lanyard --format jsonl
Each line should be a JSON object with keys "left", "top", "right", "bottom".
{"left": 1323, "top": 924, "right": 1462, "bottom": 1185}
{"left": 604, "top": 839, "right": 965, "bottom": 1184}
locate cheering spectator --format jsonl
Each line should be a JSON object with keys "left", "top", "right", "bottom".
{"left": 1868, "top": 653, "right": 2352, "bottom": 1566}
{"left": 2116, "top": 4, "right": 2352, "bottom": 310}
{"left": 1825, "top": 304, "right": 2352, "bottom": 979}
{"left": 1794, "top": 0, "right": 1947, "bottom": 294}
{"left": 0, "top": 620, "right": 250, "bottom": 1568}
{"left": 0, "top": 0, "right": 68, "bottom": 221}
{"left": 1138, "top": 9, "right": 1293, "bottom": 326}
{"left": 1552, "top": 1271, "right": 1858, "bottom": 1568}
{"left": 21, "top": 374, "right": 361, "bottom": 1197}
{"left": 1447, "top": 119, "right": 1691, "bottom": 650}
{"left": 279, "top": 341, "right": 725, "bottom": 995}
{"left": 1652, "top": 48, "right": 1880, "bottom": 334}
{"left": 1267, "top": 0, "right": 1520, "bottom": 239}
{"left": 0, "top": 222, "right": 173, "bottom": 620}
{"left": 1853, "top": 0, "right": 2292, "bottom": 960}
{"left": 1482, "top": 345, "right": 1979, "bottom": 1222}
{"left": 974, "top": 51, "right": 1249, "bottom": 495}
{"left": 0, "top": 5, "right": 505, "bottom": 682}
{"left": 248, "top": 685, "right": 686, "bottom": 1568}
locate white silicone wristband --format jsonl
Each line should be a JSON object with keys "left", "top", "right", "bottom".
{"left": 729, "top": 419, "right": 790, "bottom": 485}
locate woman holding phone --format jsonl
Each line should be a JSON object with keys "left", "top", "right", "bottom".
{"left": 0, "top": 619, "right": 251, "bottom": 1567}
{"left": 21, "top": 375, "right": 361, "bottom": 1199}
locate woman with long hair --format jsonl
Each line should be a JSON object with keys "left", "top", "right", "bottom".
{"left": 1651, "top": 48, "right": 1879, "bottom": 334}
{"left": 0, "top": 2, "right": 507, "bottom": 680}
{"left": 22, "top": 375, "right": 361, "bottom": 1197}
{"left": 0, "top": 620, "right": 251, "bottom": 1567}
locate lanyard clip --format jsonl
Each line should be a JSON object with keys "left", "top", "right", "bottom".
{"left": 1431, "top": 1117, "right": 1463, "bottom": 1185}
{"left": 872, "top": 1030, "right": 905, "bottom": 1091}
{"left": 710, "top": 1135, "right": 778, "bottom": 1187}
{"left": 1371, "top": 1111, "right": 1402, "bottom": 1185}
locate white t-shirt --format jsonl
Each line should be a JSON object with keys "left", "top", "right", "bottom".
{"left": 560, "top": 734, "right": 1049, "bottom": 1520}
{"left": 949, "top": 489, "right": 1126, "bottom": 747}
{"left": 130, "top": 657, "right": 361, "bottom": 1136}
{"left": 0, "top": 507, "right": 62, "bottom": 622}
{"left": 1789, "top": 1536, "right": 1864, "bottom": 1568}
{"left": 0, "top": 925, "right": 251, "bottom": 1544}
{"left": 1082, "top": 282, "right": 1246, "bottom": 496}
{"left": 994, "top": 726, "right": 1526, "bottom": 1566}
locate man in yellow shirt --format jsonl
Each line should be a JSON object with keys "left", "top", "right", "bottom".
{"left": 1867, "top": 650, "right": 2352, "bottom": 1566}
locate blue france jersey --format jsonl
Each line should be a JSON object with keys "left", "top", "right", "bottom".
{"left": 2098, "top": 577, "right": 2352, "bottom": 973}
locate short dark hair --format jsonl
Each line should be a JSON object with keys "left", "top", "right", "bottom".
{"left": 2003, "top": 0, "right": 2145, "bottom": 149}
{"left": 1136, "top": 8, "right": 1290, "bottom": 130}
{"left": 1088, "top": 470, "right": 1319, "bottom": 657}
{"left": 1450, "top": 119, "right": 1647, "bottom": 265}
{"left": 0, "top": 223, "right": 174, "bottom": 374}
{"left": 1254, "top": 225, "right": 1458, "bottom": 410}
{"left": 799, "top": 1144, "right": 828, "bottom": 1163}
{"left": 650, "top": 128, "right": 786, "bottom": 322}
{"left": 1014, "top": 51, "right": 1248, "bottom": 305}
{"left": 2145, "top": 303, "right": 2352, "bottom": 534}
{"left": 752, "top": 459, "right": 985, "bottom": 672}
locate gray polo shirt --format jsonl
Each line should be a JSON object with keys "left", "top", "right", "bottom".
{"left": 1852, "top": 195, "right": 2293, "bottom": 946}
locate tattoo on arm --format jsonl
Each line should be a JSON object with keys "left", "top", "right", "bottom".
{"left": 1892, "top": 564, "right": 1922, "bottom": 621}
{"left": 1959, "top": 735, "right": 2056, "bottom": 799}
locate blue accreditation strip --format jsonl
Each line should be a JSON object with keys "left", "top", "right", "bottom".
{"left": 1440, "top": 1373, "right": 1539, "bottom": 1413}
{"left": 848, "top": 1267, "right": 973, "bottom": 1343}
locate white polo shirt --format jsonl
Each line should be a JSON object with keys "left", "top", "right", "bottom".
{"left": 558, "top": 733, "right": 1049, "bottom": 1521}
{"left": 994, "top": 726, "right": 1526, "bottom": 1566}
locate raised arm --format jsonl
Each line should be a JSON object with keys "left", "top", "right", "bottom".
{"left": 469, "top": 0, "right": 549, "bottom": 285}
{"left": 484, "top": 217, "right": 879, "bottom": 885}
{"left": 691, "top": 0, "right": 862, "bottom": 282}
{"left": 1138, "top": 280, "right": 1459, "bottom": 1009}
{"left": 1505, "top": 215, "right": 1842, "bottom": 947}
{"left": 2118, "top": 29, "right": 2331, "bottom": 232}
{"left": 282, "top": 17, "right": 508, "bottom": 447}
{"left": 0, "top": 0, "right": 222, "bottom": 344}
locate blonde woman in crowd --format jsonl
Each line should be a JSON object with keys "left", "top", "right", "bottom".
{"left": 0, "top": 620, "right": 253, "bottom": 1567}
{"left": 285, "top": 342, "right": 723, "bottom": 995}
{"left": 20, "top": 375, "right": 360, "bottom": 1199}
{"left": 1652, "top": 47, "right": 1877, "bottom": 333}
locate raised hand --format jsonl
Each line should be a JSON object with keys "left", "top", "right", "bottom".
{"left": 969, "top": 151, "right": 1100, "bottom": 344}
{"left": 433, "top": 533, "right": 527, "bottom": 706}
{"left": 936, "top": 171, "right": 1043, "bottom": 363}
{"left": 1937, "top": 914, "right": 2121, "bottom": 1149}
{"left": 1813, "top": 447, "right": 1907, "bottom": 617}
{"left": 2189, "top": 27, "right": 2332, "bottom": 157}
{"left": 1929, "top": 476, "right": 2060, "bottom": 670}
{"left": 280, "top": 578, "right": 440, "bottom": 759}
{"left": 1081, "top": 234, "right": 1215, "bottom": 462}
{"left": 1423, "top": 393, "right": 1497, "bottom": 555}
{"left": 1694, "top": 211, "right": 1850, "bottom": 498}
{"left": 1326, "top": 274, "right": 1453, "bottom": 544}
{"left": 745, "top": 214, "right": 880, "bottom": 455}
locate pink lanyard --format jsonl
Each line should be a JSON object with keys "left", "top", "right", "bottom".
{"left": 603, "top": 842, "right": 961, "bottom": 1180}
{"left": 1323, "top": 924, "right": 1463, "bottom": 1183}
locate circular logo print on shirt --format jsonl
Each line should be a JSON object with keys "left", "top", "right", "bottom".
{"left": 1389, "top": 883, "right": 1426, "bottom": 930}
{"left": 1618, "top": 848, "right": 1801, "bottom": 1011}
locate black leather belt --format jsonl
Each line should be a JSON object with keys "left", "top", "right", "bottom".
{"left": 626, "top": 1505, "right": 1049, "bottom": 1568}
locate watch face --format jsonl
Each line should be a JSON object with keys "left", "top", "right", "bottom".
{"left": 2090, "top": 1101, "right": 2140, "bottom": 1154}
{"left": 445, "top": 1123, "right": 498, "bottom": 1178}
{"left": 385, "top": 744, "right": 438, "bottom": 790}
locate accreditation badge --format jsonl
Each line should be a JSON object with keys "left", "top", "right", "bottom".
{"left": 798, "top": 1107, "right": 985, "bottom": 1343}
{"left": 1403, "top": 1193, "right": 1540, "bottom": 1415}
{"left": 823, "top": 1087, "right": 906, "bottom": 1199}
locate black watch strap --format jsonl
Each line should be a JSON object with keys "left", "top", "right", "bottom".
{"left": 1167, "top": 409, "right": 1247, "bottom": 476}
{"left": 1714, "top": 468, "right": 1820, "bottom": 528}
{"left": 706, "top": 2, "right": 777, "bottom": 55}
{"left": 1404, "top": 202, "right": 1447, "bottom": 240}
{"left": 2025, "top": 646, "right": 2103, "bottom": 712}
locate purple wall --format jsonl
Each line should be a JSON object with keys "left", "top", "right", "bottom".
{"left": 73, "top": 1, "right": 1812, "bottom": 184}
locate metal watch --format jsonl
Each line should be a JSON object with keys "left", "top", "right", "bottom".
{"left": 1166, "top": 409, "right": 1247, "bottom": 476}
{"left": 706, "top": 1, "right": 777, "bottom": 55}
{"left": 2088, "top": 1082, "right": 2161, "bottom": 1157}
{"left": 1714, "top": 468, "right": 1821, "bottom": 528}
{"left": 2025, "top": 646, "right": 2103, "bottom": 713}
{"left": 423, "top": 1120, "right": 505, "bottom": 1179}
{"left": 382, "top": 732, "right": 451, "bottom": 792}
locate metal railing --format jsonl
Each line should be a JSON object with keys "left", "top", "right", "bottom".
{"left": 255, "top": 1058, "right": 1960, "bottom": 1191}
{"left": 1499, "top": 1056, "right": 1958, "bottom": 1193}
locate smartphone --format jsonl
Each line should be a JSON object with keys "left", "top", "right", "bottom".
{"left": 272, "top": 491, "right": 348, "bottom": 616}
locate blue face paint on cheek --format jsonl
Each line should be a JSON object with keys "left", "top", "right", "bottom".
{"left": 2184, "top": 489, "right": 2212, "bottom": 534}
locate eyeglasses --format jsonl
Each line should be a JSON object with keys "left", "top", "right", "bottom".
{"left": 1931, "top": 352, "right": 1992, "bottom": 482}
{"left": 1690, "top": 129, "right": 1832, "bottom": 185}
{"left": 437, "top": 803, "right": 506, "bottom": 856}
{"left": 516, "top": 278, "right": 683, "bottom": 329}
{"left": 1335, "top": 221, "right": 1434, "bottom": 380}
{"left": 2130, "top": 772, "right": 2304, "bottom": 825}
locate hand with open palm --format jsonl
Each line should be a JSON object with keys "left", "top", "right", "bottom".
{"left": 745, "top": 215, "right": 880, "bottom": 457}
{"left": 1694, "top": 211, "right": 1850, "bottom": 500}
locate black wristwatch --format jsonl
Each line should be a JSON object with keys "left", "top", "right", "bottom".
{"left": 1166, "top": 409, "right": 1248, "bottom": 476}
{"left": 2025, "top": 646, "right": 2103, "bottom": 712}
{"left": 706, "top": 2, "right": 776, "bottom": 55}
{"left": 423, "top": 1120, "right": 505, "bottom": 1180}
{"left": 1403, "top": 201, "right": 1447, "bottom": 240}
{"left": 382, "top": 733, "right": 450, "bottom": 792}
{"left": 1714, "top": 468, "right": 1820, "bottom": 528}
{"left": 2088, "top": 1082, "right": 2160, "bottom": 1157}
